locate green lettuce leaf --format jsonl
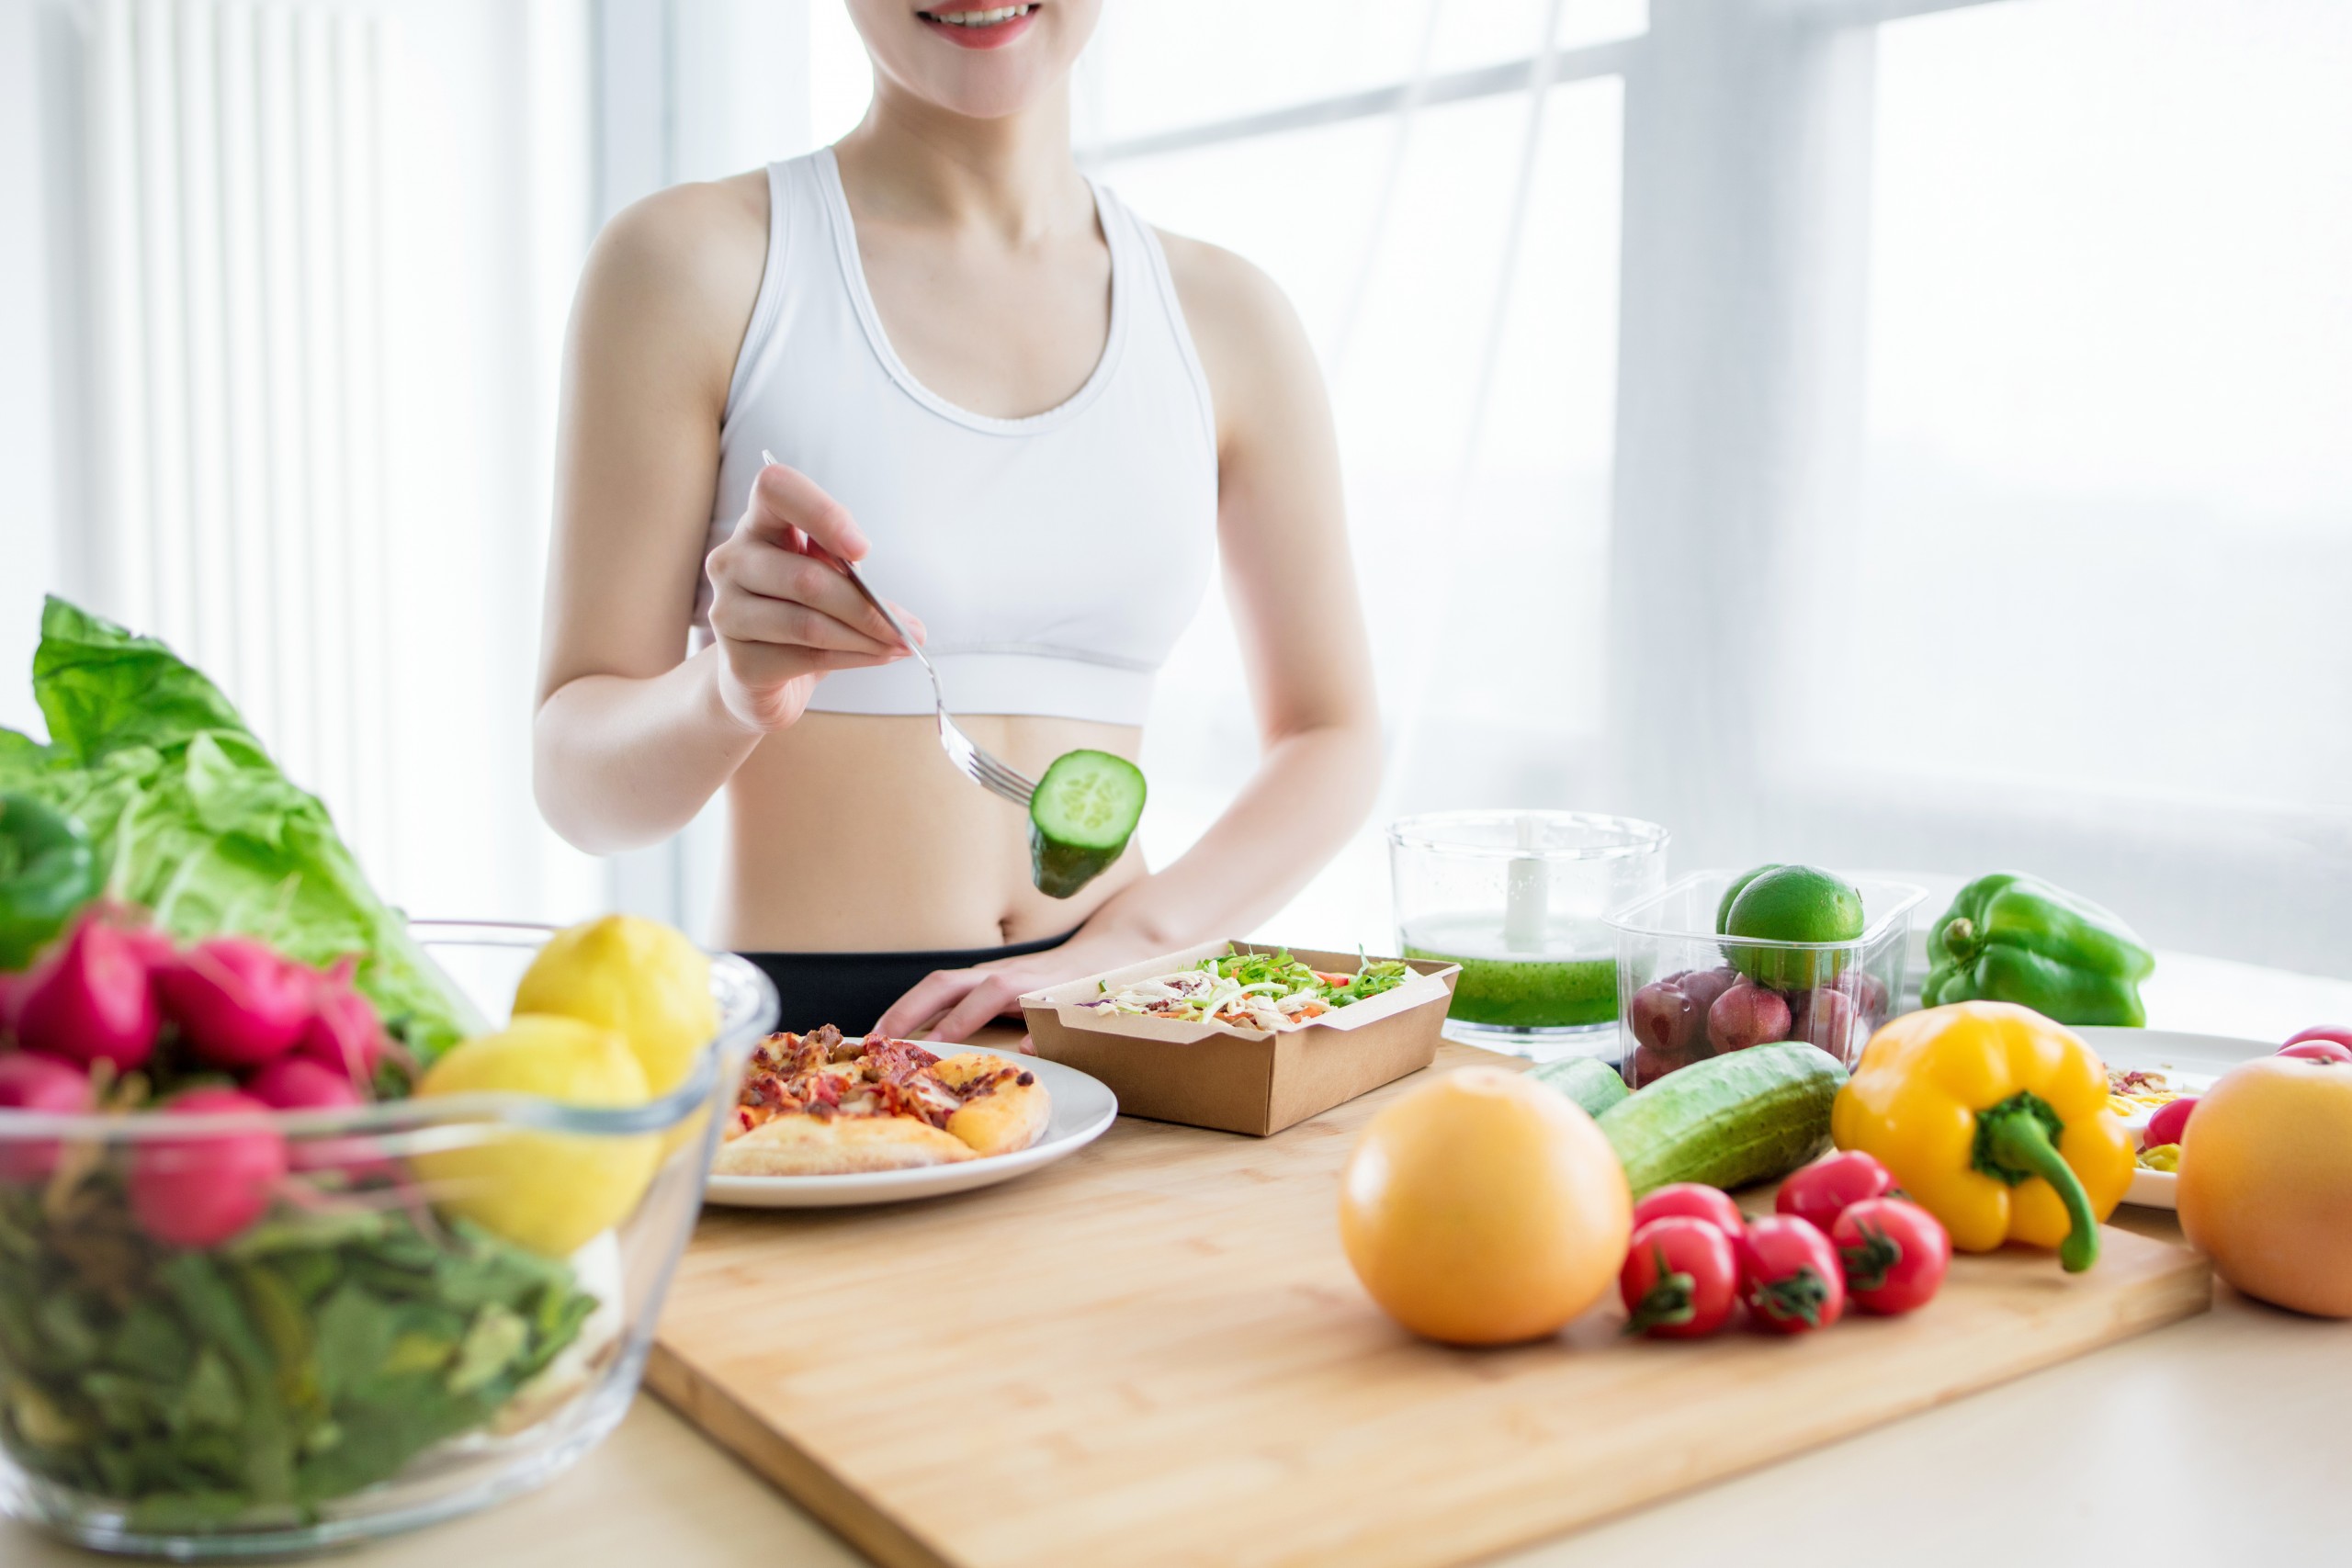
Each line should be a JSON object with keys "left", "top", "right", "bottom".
{"left": 3, "top": 597, "right": 476, "bottom": 1057}
{"left": 32, "top": 596, "right": 254, "bottom": 763}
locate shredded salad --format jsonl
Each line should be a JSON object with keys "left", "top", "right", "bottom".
{"left": 1086, "top": 947, "right": 1413, "bottom": 1032}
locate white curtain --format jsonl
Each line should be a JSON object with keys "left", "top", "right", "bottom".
{"left": 6, "top": 0, "right": 606, "bottom": 929}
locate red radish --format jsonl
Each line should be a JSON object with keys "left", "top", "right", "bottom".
{"left": 2283, "top": 1025, "right": 2352, "bottom": 1052}
{"left": 248, "top": 1055, "right": 393, "bottom": 1180}
{"left": 129, "top": 1089, "right": 288, "bottom": 1248}
{"left": 1738, "top": 1214, "right": 1846, "bottom": 1334}
{"left": 296, "top": 960, "right": 391, "bottom": 1084}
{"left": 0, "top": 1053, "right": 93, "bottom": 1182}
{"left": 155, "top": 937, "right": 315, "bottom": 1069}
{"left": 2277, "top": 1039, "right": 2352, "bottom": 1066}
{"left": 246, "top": 1055, "right": 364, "bottom": 1111}
{"left": 15, "top": 913, "right": 161, "bottom": 1069}
{"left": 2143, "top": 1096, "right": 2197, "bottom": 1149}
{"left": 115, "top": 922, "right": 181, "bottom": 968}
{"left": 1829, "top": 1198, "right": 1951, "bottom": 1316}
{"left": 1632, "top": 1182, "right": 1747, "bottom": 1238}
{"left": 1775, "top": 1149, "right": 1896, "bottom": 1235}
{"left": 1620, "top": 1217, "right": 1742, "bottom": 1338}
{"left": 0, "top": 969, "right": 22, "bottom": 1036}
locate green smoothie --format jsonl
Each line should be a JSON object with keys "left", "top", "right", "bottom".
{"left": 1403, "top": 913, "right": 1620, "bottom": 1030}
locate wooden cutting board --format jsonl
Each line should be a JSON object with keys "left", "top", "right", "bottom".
{"left": 648, "top": 1044, "right": 2210, "bottom": 1568}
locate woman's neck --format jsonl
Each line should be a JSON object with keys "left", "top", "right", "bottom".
{"left": 833, "top": 79, "right": 1088, "bottom": 243}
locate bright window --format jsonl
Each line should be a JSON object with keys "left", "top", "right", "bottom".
{"left": 1825, "top": 0, "right": 2352, "bottom": 814}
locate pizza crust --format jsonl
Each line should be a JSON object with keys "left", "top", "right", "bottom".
{"left": 933, "top": 1053, "right": 1053, "bottom": 1158}
{"left": 713, "top": 1113, "right": 978, "bottom": 1177}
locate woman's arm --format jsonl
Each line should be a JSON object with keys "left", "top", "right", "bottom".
{"left": 876, "top": 240, "right": 1383, "bottom": 1041}
{"left": 535, "top": 179, "right": 914, "bottom": 853}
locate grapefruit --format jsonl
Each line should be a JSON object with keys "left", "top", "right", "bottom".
{"left": 1338, "top": 1067, "right": 1632, "bottom": 1345}
{"left": 2177, "top": 1055, "right": 2352, "bottom": 1317}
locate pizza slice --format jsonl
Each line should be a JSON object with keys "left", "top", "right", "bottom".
{"left": 713, "top": 1027, "right": 1051, "bottom": 1178}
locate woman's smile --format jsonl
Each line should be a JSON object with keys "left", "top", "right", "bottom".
{"left": 917, "top": 5, "right": 1041, "bottom": 50}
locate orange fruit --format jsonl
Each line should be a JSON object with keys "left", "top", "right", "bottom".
{"left": 1338, "top": 1066, "right": 1632, "bottom": 1345}
{"left": 2177, "top": 1055, "right": 2352, "bottom": 1318}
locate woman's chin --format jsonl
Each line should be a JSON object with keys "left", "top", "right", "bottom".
{"left": 895, "top": 67, "right": 1064, "bottom": 122}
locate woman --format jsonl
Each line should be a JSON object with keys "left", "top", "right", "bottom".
{"left": 535, "top": 0, "right": 1378, "bottom": 1043}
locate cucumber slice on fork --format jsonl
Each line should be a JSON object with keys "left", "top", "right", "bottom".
{"left": 1029, "top": 750, "right": 1147, "bottom": 899}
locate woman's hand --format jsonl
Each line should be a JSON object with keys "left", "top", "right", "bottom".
{"left": 875, "top": 933, "right": 1148, "bottom": 1045}
{"left": 707, "top": 463, "right": 924, "bottom": 733}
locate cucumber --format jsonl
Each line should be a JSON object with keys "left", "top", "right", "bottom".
{"left": 1526, "top": 1056, "right": 1629, "bottom": 1121}
{"left": 1595, "top": 1043, "right": 1847, "bottom": 1197}
{"left": 1028, "top": 750, "right": 1147, "bottom": 899}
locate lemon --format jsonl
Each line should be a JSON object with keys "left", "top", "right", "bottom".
{"left": 514, "top": 915, "right": 718, "bottom": 1099}
{"left": 413, "top": 1014, "right": 659, "bottom": 1258}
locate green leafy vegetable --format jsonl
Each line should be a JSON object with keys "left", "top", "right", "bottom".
{"left": 0, "top": 597, "right": 476, "bottom": 1056}
{"left": 1204, "top": 947, "right": 1411, "bottom": 1009}
{"left": 0, "top": 791, "right": 101, "bottom": 969}
{"left": 0, "top": 1184, "right": 597, "bottom": 1526}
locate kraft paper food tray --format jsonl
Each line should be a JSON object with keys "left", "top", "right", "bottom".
{"left": 1019, "top": 941, "right": 1461, "bottom": 1136}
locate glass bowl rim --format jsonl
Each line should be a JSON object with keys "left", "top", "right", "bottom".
{"left": 1386, "top": 809, "right": 1671, "bottom": 862}
{"left": 0, "top": 919, "right": 778, "bottom": 1144}
{"left": 1604, "top": 870, "right": 1928, "bottom": 948}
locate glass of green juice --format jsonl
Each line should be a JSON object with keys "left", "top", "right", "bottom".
{"left": 1389, "top": 811, "right": 1669, "bottom": 1059}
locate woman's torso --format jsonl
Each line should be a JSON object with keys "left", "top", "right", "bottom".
{"left": 700, "top": 150, "right": 1218, "bottom": 951}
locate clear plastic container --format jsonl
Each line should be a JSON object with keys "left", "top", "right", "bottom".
{"left": 0, "top": 921, "right": 775, "bottom": 1559}
{"left": 1388, "top": 812, "right": 1669, "bottom": 1055}
{"left": 1606, "top": 872, "right": 1925, "bottom": 1089}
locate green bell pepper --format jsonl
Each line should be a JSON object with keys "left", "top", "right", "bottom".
{"left": 1922, "top": 872, "right": 2154, "bottom": 1027}
{"left": 0, "top": 793, "right": 100, "bottom": 970}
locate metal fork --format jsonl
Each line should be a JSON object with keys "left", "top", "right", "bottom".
{"left": 760, "top": 450, "right": 1035, "bottom": 808}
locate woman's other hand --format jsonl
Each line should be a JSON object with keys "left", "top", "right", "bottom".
{"left": 874, "top": 934, "right": 1140, "bottom": 1045}
{"left": 707, "top": 463, "right": 925, "bottom": 732}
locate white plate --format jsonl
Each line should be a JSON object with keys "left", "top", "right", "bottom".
{"left": 702, "top": 1043, "right": 1118, "bottom": 1209}
{"left": 2078, "top": 1026, "right": 2270, "bottom": 1210}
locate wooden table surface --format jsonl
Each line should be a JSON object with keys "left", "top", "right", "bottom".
{"left": 11, "top": 951, "right": 2352, "bottom": 1566}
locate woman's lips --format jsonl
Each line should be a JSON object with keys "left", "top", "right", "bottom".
{"left": 917, "top": 5, "right": 1039, "bottom": 51}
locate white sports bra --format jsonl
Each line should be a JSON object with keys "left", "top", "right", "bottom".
{"left": 693, "top": 149, "right": 1219, "bottom": 726}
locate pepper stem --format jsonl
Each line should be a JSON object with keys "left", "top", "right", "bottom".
{"left": 1974, "top": 1093, "right": 2100, "bottom": 1273}
{"left": 1939, "top": 916, "right": 1980, "bottom": 964}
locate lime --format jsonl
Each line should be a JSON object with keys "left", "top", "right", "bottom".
{"left": 1714, "top": 863, "right": 1784, "bottom": 934}
{"left": 1723, "top": 865, "right": 1865, "bottom": 989}
{"left": 413, "top": 1014, "right": 659, "bottom": 1258}
{"left": 514, "top": 915, "right": 717, "bottom": 1098}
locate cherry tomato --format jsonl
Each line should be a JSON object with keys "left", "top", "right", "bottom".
{"left": 1619, "top": 1217, "right": 1741, "bottom": 1339}
{"left": 2283, "top": 1025, "right": 2352, "bottom": 1052}
{"left": 2277, "top": 1039, "right": 2352, "bottom": 1065}
{"left": 2143, "top": 1095, "right": 2198, "bottom": 1149}
{"left": 1737, "top": 1214, "right": 1845, "bottom": 1334}
{"left": 1774, "top": 1149, "right": 1894, "bottom": 1235}
{"left": 1632, "top": 1182, "right": 1747, "bottom": 1237}
{"left": 1828, "top": 1198, "right": 1951, "bottom": 1315}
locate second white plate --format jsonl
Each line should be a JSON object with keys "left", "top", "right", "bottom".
{"left": 703, "top": 1043, "right": 1118, "bottom": 1210}
{"left": 2078, "top": 1025, "right": 2269, "bottom": 1210}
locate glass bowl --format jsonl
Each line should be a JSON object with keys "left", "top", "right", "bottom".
{"left": 1388, "top": 811, "right": 1669, "bottom": 1056}
{"left": 0, "top": 920, "right": 775, "bottom": 1560}
{"left": 1606, "top": 872, "right": 1925, "bottom": 1089}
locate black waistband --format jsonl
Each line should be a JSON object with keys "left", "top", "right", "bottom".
{"left": 738, "top": 929, "right": 1075, "bottom": 1038}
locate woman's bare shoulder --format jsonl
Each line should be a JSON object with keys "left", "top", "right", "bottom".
{"left": 572, "top": 170, "right": 773, "bottom": 397}
{"left": 1153, "top": 229, "right": 1324, "bottom": 444}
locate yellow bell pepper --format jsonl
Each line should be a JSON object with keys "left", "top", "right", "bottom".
{"left": 1830, "top": 1000, "right": 2133, "bottom": 1271}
